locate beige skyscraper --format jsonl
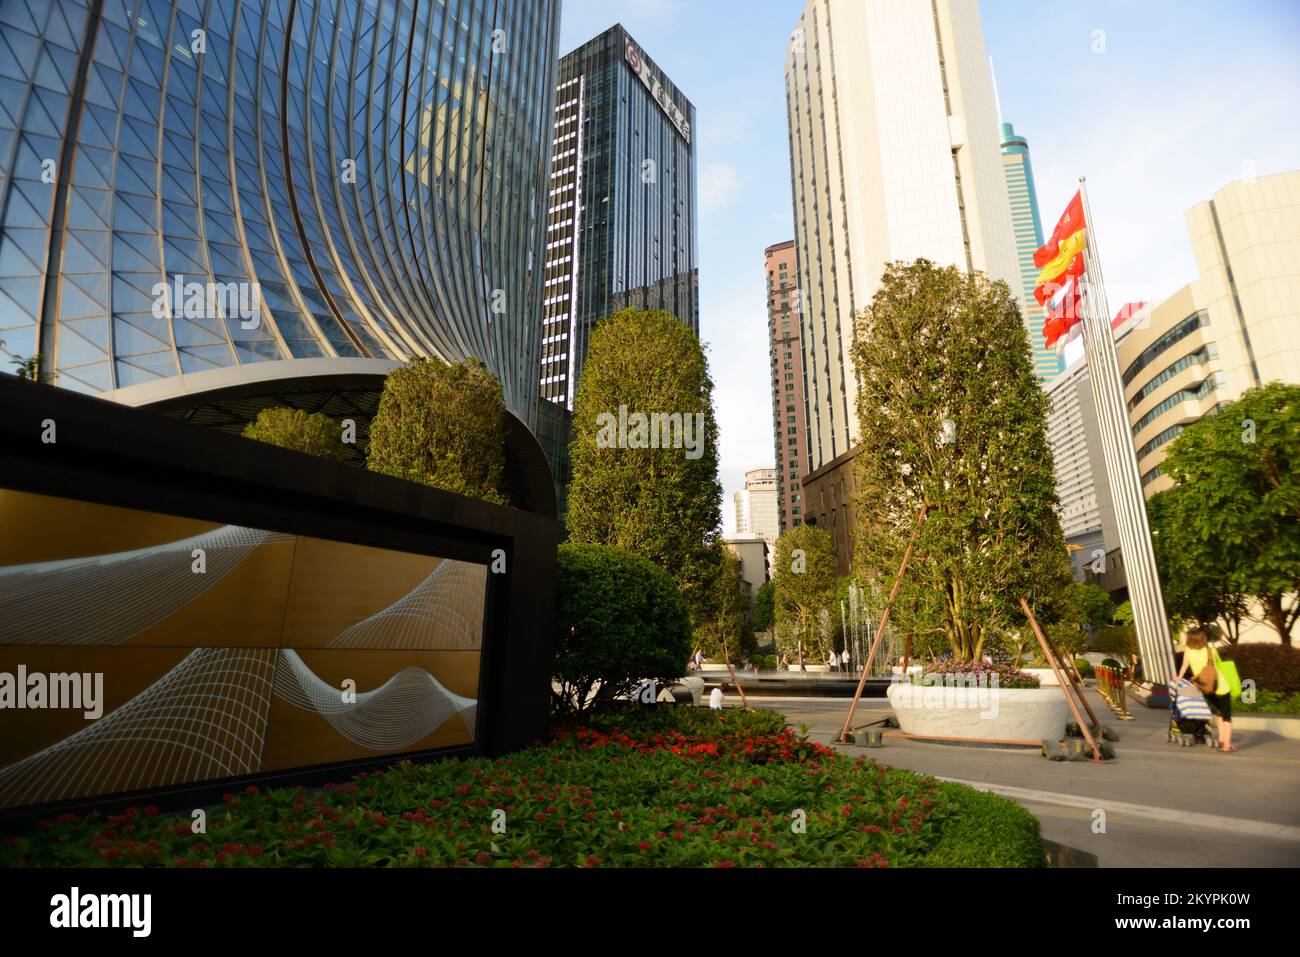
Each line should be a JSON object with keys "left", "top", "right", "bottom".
{"left": 785, "top": 0, "right": 1021, "bottom": 471}
{"left": 1119, "top": 170, "right": 1300, "bottom": 497}
{"left": 733, "top": 468, "right": 781, "bottom": 544}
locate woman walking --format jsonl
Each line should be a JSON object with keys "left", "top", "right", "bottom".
{"left": 1174, "top": 625, "right": 1236, "bottom": 752}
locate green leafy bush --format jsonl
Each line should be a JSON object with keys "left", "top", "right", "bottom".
{"left": 242, "top": 407, "right": 348, "bottom": 460}
{"left": 0, "top": 708, "right": 1040, "bottom": 868}
{"left": 1220, "top": 644, "right": 1300, "bottom": 694}
{"left": 1074, "top": 659, "right": 1095, "bottom": 678}
{"left": 553, "top": 543, "right": 693, "bottom": 715}
{"left": 1236, "top": 689, "right": 1300, "bottom": 714}
{"left": 920, "top": 661, "right": 1041, "bottom": 689}
{"left": 367, "top": 357, "right": 508, "bottom": 505}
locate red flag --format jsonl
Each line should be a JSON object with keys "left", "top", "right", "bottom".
{"left": 1033, "top": 253, "right": 1084, "bottom": 306}
{"left": 1034, "top": 191, "right": 1086, "bottom": 269}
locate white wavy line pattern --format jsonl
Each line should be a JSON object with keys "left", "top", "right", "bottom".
{"left": 0, "top": 526, "right": 293, "bottom": 646}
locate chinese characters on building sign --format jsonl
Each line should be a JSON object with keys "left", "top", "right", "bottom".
{"left": 625, "top": 40, "right": 691, "bottom": 143}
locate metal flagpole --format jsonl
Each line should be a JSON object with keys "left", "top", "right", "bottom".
{"left": 1076, "top": 178, "right": 1177, "bottom": 684}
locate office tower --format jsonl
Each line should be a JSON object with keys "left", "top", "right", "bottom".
{"left": 1001, "top": 121, "right": 1063, "bottom": 381}
{"left": 733, "top": 467, "right": 780, "bottom": 543}
{"left": 765, "top": 240, "right": 809, "bottom": 531}
{"left": 784, "top": 0, "right": 1020, "bottom": 474}
{"left": 539, "top": 24, "right": 698, "bottom": 408}
{"left": 1045, "top": 358, "right": 1119, "bottom": 582}
{"left": 1119, "top": 170, "right": 1300, "bottom": 496}
{"left": 0, "top": 0, "right": 562, "bottom": 500}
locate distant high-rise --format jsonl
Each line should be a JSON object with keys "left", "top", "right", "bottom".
{"left": 734, "top": 468, "right": 780, "bottom": 544}
{"left": 765, "top": 240, "right": 809, "bottom": 532}
{"left": 539, "top": 25, "right": 698, "bottom": 409}
{"left": 1001, "top": 122, "right": 1063, "bottom": 381}
{"left": 784, "top": 0, "right": 1021, "bottom": 473}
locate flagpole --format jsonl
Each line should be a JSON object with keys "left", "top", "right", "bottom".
{"left": 1076, "top": 178, "right": 1176, "bottom": 684}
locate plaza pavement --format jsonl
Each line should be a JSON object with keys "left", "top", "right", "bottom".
{"left": 741, "top": 687, "right": 1300, "bottom": 867}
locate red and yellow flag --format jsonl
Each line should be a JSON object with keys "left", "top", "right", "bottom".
{"left": 1035, "top": 191, "right": 1089, "bottom": 347}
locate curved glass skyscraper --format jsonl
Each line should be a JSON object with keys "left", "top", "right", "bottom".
{"left": 0, "top": 0, "right": 559, "bottom": 459}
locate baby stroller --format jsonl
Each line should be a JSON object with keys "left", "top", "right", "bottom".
{"left": 1166, "top": 678, "right": 1219, "bottom": 748}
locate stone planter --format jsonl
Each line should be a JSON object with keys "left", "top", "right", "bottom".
{"left": 886, "top": 682, "right": 1070, "bottom": 742}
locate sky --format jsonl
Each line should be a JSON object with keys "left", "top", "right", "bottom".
{"left": 557, "top": 0, "right": 1300, "bottom": 535}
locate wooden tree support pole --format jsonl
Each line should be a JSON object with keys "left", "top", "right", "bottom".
{"left": 838, "top": 502, "right": 927, "bottom": 744}
{"left": 722, "top": 636, "right": 750, "bottom": 709}
{"left": 1021, "top": 597, "right": 1102, "bottom": 762}
{"left": 1048, "top": 636, "right": 1103, "bottom": 730}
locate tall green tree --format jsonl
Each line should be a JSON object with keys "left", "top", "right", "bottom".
{"left": 1150, "top": 382, "right": 1300, "bottom": 645}
{"left": 1148, "top": 488, "right": 1251, "bottom": 642}
{"left": 752, "top": 580, "right": 776, "bottom": 633}
{"left": 242, "top": 407, "right": 349, "bottom": 461}
{"left": 851, "top": 259, "right": 1073, "bottom": 662}
{"left": 693, "top": 543, "right": 750, "bottom": 662}
{"left": 566, "top": 308, "right": 723, "bottom": 621}
{"left": 367, "top": 357, "right": 508, "bottom": 505}
{"left": 772, "top": 525, "right": 838, "bottom": 664}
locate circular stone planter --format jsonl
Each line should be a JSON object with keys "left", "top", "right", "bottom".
{"left": 886, "top": 682, "right": 1070, "bottom": 742}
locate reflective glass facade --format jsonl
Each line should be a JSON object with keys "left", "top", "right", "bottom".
{"left": 539, "top": 24, "right": 698, "bottom": 408}
{"left": 0, "top": 0, "right": 559, "bottom": 432}
{"left": 1000, "top": 121, "right": 1062, "bottom": 382}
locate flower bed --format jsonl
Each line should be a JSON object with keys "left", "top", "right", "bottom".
{"left": 920, "top": 661, "right": 1041, "bottom": 689}
{"left": 0, "top": 708, "right": 1040, "bottom": 868}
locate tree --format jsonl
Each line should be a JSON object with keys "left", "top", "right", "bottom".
{"left": 242, "top": 407, "right": 348, "bottom": 461}
{"left": 565, "top": 309, "right": 723, "bottom": 622}
{"left": 772, "top": 525, "right": 837, "bottom": 665}
{"left": 851, "top": 259, "right": 1073, "bottom": 662}
{"left": 552, "top": 543, "right": 693, "bottom": 716}
{"left": 753, "top": 580, "right": 776, "bottom": 633}
{"left": 1151, "top": 382, "right": 1300, "bottom": 645}
{"left": 693, "top": 544, "right": 750, "bottom": 662}
{"left": 367, "top": 357, "right": 508, "bottom": 505}
{"left": 1046, "top": 581, "right": 1115, "bottom": 658}
{"left": 1148, "top": 488, "right": 1251, "bottom": 642}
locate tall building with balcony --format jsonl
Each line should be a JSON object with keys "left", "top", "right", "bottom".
{"left": 1001, "top": 121, "right": 1062, "bottom": 381}
{"left": 784, "top": 0, "right": 1021, "bottom": 475}
{"left": 1120, "top": 170, "right": 1300, "bottom": 497}
{"left": 538, "top": 24, "right": 698, "bottom": 409}
{"left": 0, "top": 0, "right": 563, "bottom": 509}
{"left": 765, "top": 239, "right": 809, "bottom": 531}
{"left": 733, "top": 467, "right": 780, "bottom": 544}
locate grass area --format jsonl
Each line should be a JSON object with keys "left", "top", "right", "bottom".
{"left": 1, "top": 707, "right": 1041, "bottom": 868}
{"left": 1236, "top": 689, "right": 1300, "bottom": 714}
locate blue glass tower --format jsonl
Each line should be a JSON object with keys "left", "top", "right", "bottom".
{"left": 0, "top": 0, "right": 561, "bottom": 476}
{"left": 1000, "top": 121, "right": 1063, "bottom": 381}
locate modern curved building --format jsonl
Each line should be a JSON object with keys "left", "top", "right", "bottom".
{"left": 0, "top": 0, "right": 562, "bottom": 502}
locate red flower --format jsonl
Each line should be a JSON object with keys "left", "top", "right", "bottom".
{"left": 639, "top": 841, "right": 652, "bottom": 852}
{"left": 415, "top": 847, "right": 428, "bottom": 858}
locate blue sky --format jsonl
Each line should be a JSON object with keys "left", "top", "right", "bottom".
{"left": 557, "top": 1, "right": 1300, "bottom": 534}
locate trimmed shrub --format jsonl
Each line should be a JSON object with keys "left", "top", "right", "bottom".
{"left": 1074, "top": 659, "right": 1095, "bottom": 678}
{"left": 367, "top": 357, "right": 508, "bottom": 505}
{"left": 1220, "top": 643, "right": 1300, "bottom": 694}
{"left": 554, "top": 543, "right": 693, "bottom": 715}
{"left": 921, "top": 786, "right": 1043, "bottom": 867}
{"left": 242, "top": 407, "right": 347, "bottom": 460}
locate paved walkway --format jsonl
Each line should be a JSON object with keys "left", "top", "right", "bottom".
{"left": 742, "top": 688, "right": 1300, "bottom": 867}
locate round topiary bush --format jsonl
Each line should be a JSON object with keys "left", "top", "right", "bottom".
{"left": 554, "top": 543, "right": 693, "bottom": 716}
{"left": 1074, "top": 659, "right": 1095, "bottom": 678}
{"left": 242, "top": 407, "right": 348, "bottom": 460}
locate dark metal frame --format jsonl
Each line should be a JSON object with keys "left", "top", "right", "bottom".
{"left": 0, "top": 377, "right": 557, "bottom": 824}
